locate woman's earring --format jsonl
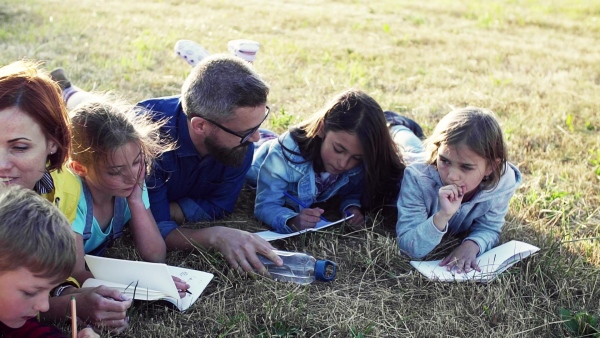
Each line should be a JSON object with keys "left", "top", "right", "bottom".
{"left": 49, "top": 151, "right": 54, "bottom": 155}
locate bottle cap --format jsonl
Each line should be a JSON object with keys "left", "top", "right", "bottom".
{"left": 314, "top": 260, "right": 337, "bottom": 282}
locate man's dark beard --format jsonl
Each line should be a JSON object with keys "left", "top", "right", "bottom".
{"left": 204, "top": 137, "right": 250, "bottom": 167}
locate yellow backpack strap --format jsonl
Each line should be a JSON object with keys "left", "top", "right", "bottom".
{"left": 49, "top": 276, "right": 81, "bottom": 297}
{"left": 41, "top": 166, "right": 81, "bottom": 224}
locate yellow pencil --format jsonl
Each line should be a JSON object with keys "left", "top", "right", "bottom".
{"left": 70, "top": 296, "right": 77, "bottom": 338}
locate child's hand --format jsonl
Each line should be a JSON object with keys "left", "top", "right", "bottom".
{"left": 126, "top": 163, "right": 146, "bottom": 204}
{"left": 172, "top": 276, "right": 190, "bottom": 298}
{"left": 78, "top": 328, "right": 99, "bottom": 338}
{"left": 127, "top": 181, "right": 143, "bottom": 203}
{"left": 433, "top": 184, "right": 467, "bottom": 230}
{"left": 345, "top": 206, "right": 365, "bottom": 229}
{"left": 288, "top": 208, "right": 324, "bottom": 231}
{"left": 71, "top": 286, "right": 132, "bottom": 334}
{"left": 439, "top": 240, "right": 481, "bottom": 273}
{"left": 438, "top": 184, "right": 466, "bottom": 217}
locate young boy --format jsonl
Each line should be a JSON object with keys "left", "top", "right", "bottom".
{"left": 0, "top": 186, "right": 98, "bottom": 338}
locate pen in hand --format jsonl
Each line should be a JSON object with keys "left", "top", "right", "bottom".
{"left": 173, "top": 276, "right": 192, "bottom": 295}
{"left": 283, "top": 191, "right": 328, "bottom": 222}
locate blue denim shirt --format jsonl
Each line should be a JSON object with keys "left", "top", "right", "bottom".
{"left": 396, "top": 162, "right": 522, "bottom": 258}
{"left": 139, "top": 96, "right": 253, "bottom": 238}
{"left": 246, "top": 132, "right": 364, "bottom": 234}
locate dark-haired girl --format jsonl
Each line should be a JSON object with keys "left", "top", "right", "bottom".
{"left": 247, "top": 89, "right": 417, "bottom": 234}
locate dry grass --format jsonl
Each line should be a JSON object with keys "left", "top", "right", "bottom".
{"left": 2, "top": 0, "right": 600, "bottom": 336}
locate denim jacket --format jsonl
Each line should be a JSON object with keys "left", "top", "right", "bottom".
{"left": 396, "top": 161, "right": 522, "bottom": 258}
{"left": 247, "top": 132, "right": 364, "bottom": 233}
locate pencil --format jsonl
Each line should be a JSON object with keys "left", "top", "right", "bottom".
{"left": 178, "top": 288, "right": 192, "bottom": 295}
{"left": 70, "top": 296, "right": 77, "bottom": 338}
{"left": 283, "top": 191, "right": 328, "bottom": 222}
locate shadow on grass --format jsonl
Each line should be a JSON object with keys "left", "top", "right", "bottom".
{"left": 95, "top": 187, "right": 600, "bottom": 337}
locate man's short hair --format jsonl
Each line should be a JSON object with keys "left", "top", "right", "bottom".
{"left": 181, "top": 54, "right": 269, "bottom": 122}
{"left": 0, "top": 186, "right": 76, "bottom": 283}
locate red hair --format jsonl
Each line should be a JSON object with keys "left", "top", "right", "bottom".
{"left": 0, "top": 61, "right": 70, "bottom": 172}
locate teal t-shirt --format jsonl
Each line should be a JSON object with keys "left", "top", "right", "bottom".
{"left": 71, "top": 176, "right": 150, "bottom": 254}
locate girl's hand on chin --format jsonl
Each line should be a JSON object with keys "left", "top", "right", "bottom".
{"left": 437, "top": 184, "right": 466, "bottom": 216}
{"left": 127, "top": 165, "right": 146, "bottom": 203}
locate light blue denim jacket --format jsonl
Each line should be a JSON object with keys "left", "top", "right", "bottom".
{"left": 247, "top": 132, "right": 364, "bottom": 233}
{"left": 396, "top": 161, "right": 522, "bottom": 258}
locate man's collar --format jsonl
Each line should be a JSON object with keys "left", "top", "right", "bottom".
{"left": 175, "top": 105, "right": 202, "bottom": 157}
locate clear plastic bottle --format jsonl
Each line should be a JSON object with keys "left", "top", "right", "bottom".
{"left": 258, "top": 250, "right": 337, "bottom": 285}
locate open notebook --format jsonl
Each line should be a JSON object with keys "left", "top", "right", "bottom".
{"left": 82, "top": 255, "right": 213, "bottom": 311}
{"left": 410, "top": 240, "right": 540, "bottom": 283}
{"left": 255, "top": 214, "right": 354, "bottom": 241}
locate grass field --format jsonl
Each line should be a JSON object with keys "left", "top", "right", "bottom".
{"left": 2, "top": 0, "right": 600, "bottom": 337}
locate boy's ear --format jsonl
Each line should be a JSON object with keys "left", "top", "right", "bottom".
{"left": 69, "top": 161, "right": 88, "bottom": 177}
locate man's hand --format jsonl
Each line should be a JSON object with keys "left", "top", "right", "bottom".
{"left": 164, "top": 227, "right": 283, "bottom": 275}
{"left": 209, "top": 226, "right": 282, "bottom": 274}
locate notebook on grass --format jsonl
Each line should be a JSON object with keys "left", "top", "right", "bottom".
{"left": 255, "top": 214, "right": 354, "bottom": 241}
{"left": 410, "top": 240, "right": 540, "bottom": 283}
{"left": 82, "top": 255, "right": 213, "bottom": 311}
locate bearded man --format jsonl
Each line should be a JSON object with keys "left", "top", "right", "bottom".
{"left": 141, "top": 54, "right": 280, "bottom": 273}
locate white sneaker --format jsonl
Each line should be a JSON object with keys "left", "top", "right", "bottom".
{"left": 174, "top": 39, "right": 211, "bottom": 66}
{"left": 227, "top": 39, "right": 260, "bottom": 63}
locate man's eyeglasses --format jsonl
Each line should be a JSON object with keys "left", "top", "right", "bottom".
{"left": 202, "top": 106, "right": 270, "bottom": 144}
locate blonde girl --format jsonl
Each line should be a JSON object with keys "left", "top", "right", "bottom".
{"left": 67, "top": 100, "right": 172, "bottom": 283}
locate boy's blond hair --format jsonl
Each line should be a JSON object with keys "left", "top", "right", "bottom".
{"left": 0, "top": 186, "right": 76, "bottom": 283}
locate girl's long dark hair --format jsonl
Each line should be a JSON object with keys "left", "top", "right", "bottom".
{"left": 283, "top": 89, "right": 405, "bottom": 208}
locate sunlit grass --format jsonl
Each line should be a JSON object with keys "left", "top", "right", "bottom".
{"left": 1, "top": 0, "right": 599, "bottom": 336}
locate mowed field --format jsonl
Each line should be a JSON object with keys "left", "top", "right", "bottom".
{"left": 1, "top": 0, "right": 600, "bottom": 337}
